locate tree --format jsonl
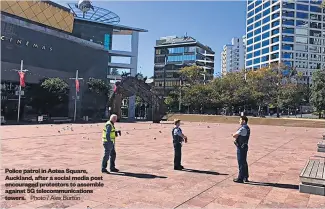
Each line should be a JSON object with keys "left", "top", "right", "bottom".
{"left": 179, "top": 65, "right": 209, "bottom": 84}
{"left": 26, "top": 78, "right": 69, "bottom": 116}
{"left": 110, "top": 68, "right": 119, "bottom": 75}
{"left": 278, "top": 83, "right": 304, "bottom": 115}
{"left": 85, "top": 78, "right": 111, "bottom": 118}
{"left": 182, "top": 84, "right": 214, "bottom": 113}
{"left": 321, "top": 0, "right": 325, "bottom": 8}
{"left": 310, "top": 69, "right": 325, "bottom": 119}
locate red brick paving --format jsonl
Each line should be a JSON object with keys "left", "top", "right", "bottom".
{"left": 1, "top": 122, "right": 324, "bottom": 208}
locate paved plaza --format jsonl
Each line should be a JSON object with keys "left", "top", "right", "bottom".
{"left": 1, "top": 121, "right": 325, "bottom": 208}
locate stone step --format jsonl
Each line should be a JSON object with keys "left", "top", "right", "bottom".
{"left": 300, "top": 183, "right": 325, "bottom": 196}
{"left": 318, "top": 141, "right": 325, "bottom": 149}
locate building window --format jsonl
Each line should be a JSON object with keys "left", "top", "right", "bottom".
{"left": 271, "top": 28, "right": 279, "bottom": 36}
{"left": 263, "top": 8, "right": 270, "bottom": 17}
{"left": 272, "top": 12, "right": 280, "bottom": 20}
{"left": 246, "top": 60, "right": 252, "bottom": 66}
{"left": 254, "top": 35, "right": 261, "bottom": 42}
{"left": 282, "top": 2, "right": 295, "bottom": 9}
{"left": 282, "top": 19, "right": 295, "bottom": 26}
{"left": 271, "top": 44, "right": 279, "bottom": 52}
{"left": 271, "top": 52, "right": 279, "bottom": 60}
{"left": 282, "top": 44, "right": 293, "bottom": 50}
{"left": 262, "top": 31, "right": 269, "bottom": 39}
{"left": 254, "top": 20, "right": 261, "bottom": 28}
{"left": 297, "top": 12, "right": 308, "bottom": 19}
{"left": 247, "top": 25, "right": 253, "bottom": 32}
{"left": 155, "top": 49, "right": 161, "bottom": 55}
{"left": 262, "top": 47, "right": 269, "bottom": 54}
{"left": 296, "top": 20, "right": 309, "bottom": 28}
{"left": 272, "top": 36, "right": 279, "bottom": 43}
{"left": 254, "top": 28, "right": 261, "bottom": 35}
{"left": 296, "top": 28, "right": 308, "bottom": 36}
{"left": 168, "top": 47, "right": 184, "bottom": 54}
{"left": 310, "top": 5, "right": 322, "bottom": 13}
{"left": 296, "top": 36, "right": 308, "bottom": 44}
{"left": 297, "top": 4, "right": 309, "bottom": 12}
{"left": 282, "top": 27, "right": 294, "bottom": 34}
{"left": 262, "top": 16, "right": 270, "bottom": 24}
{"left": 282, "top": 36, "right": 294, "bottom": 42}
{"left": 263, "top": 1, "right": 270, "bottom": 9}
{"left": 247, "top": 32, "right": 253, "bottom": 39}
{"left": 261, "top": 55, "right": 269, "bottom": 62}
{"left": 248, "top": 11, "right": 254, "bottom": 19}
{"left": 254, "top": 50, "right": 261, "bottom": 57}
{"left": 255, "top": 13, "right": 262, "bottom": 21}
{"left": 262, "top": 24, "right": 270, "bottom": 32}
{"left": 254, "top": 43, "right": 261, "bottom": 50}
{"left": 262, "top": 40, "right": 269, "bottom": 47}
{"left": 283, "top": 11, "right": 295, "bottom": 18}
{"left": 282, "top": 52, "right": 293, "bottom": 59}
{"left": 272, "top": 4, "right": 280, "bottom": 12}
{"left": 295, "top": 44, "right": 308, "bottom": 52}
{"left": 272, "top": 20, "right": 280, "bottom": 27}
{"left": 253, "top": 58, "right": 260, "bottom": 64}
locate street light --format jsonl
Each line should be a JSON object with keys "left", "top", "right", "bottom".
{"left": 200, "top": 73, "right": 206, "bottom": 85}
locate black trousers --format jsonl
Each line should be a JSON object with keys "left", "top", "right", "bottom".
{"left": 173, "top": 142, "right": 182, "bottom": 167}
{"left": 101, "top": 141, "right": 116, "bottom": 171}
{"left": 237, "top": 145, "right": 249, "bottom": 180}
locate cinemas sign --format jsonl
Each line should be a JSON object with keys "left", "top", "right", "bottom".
{"left": 0, "top": 35, "right": 53, "bottom": 51}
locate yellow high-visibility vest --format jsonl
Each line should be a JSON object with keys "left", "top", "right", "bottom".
{"left": 102, "top": 121, "right": 116, "bottom": 144}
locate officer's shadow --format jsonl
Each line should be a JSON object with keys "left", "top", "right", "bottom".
{"left": 180, "top": 168, "right": 228, "bottom": 176}
{"left": 109, "top": 171, "right": 167, "bottom": 179}
{"left": 246, "top": 181, "right": 298, "bottom": 190}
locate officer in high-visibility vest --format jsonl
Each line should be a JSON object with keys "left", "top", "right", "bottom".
{"left": 101, "top": 114, "right": 121, "bottom": 174}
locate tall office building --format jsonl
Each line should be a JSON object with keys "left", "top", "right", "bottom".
{"left": 245, "top": 0, "right": 325, "bottom": 83}
{"left": 154, "top": 35, "right": 215, "bottom": 96}
{"left": 221, "top": 37, "right": 246, "bottom": 75}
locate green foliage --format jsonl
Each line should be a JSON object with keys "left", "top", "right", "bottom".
{"left": 84, "top": 78, "right": 111, "bottom": 119}
{"left": 321, "top": 0, "right": 325, "bottom": 8}
{"left": 310, "top": 69, "right": 325, "bottom": 118}
{"left": 26, "top": 77, "right": 69, "bottom": 115}
{"left": 164, "top": 63, "right": 325, "bottom": 118}
{"left": 110, "top": 68, "right": 119, "bottom": 75}
{"left": 179, "top": 65, "right": 209, "bottom": 84}
{"left": 87, "top": 78, "right": 111, "bottom": 97}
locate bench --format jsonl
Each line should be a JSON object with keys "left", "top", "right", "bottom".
{"left": 299, "top": 157, "right": 325, "bottom": 196}
{"left": 318, "top": 141, "right": 325, "bottom": 153}
{"left": 51, "top": 117, "right": 72, "bottom": 123}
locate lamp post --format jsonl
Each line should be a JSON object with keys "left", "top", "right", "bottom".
{"left": 163, "top": 55, "right": 167, "bottom": 97}
{"left": 200, "top": 73, "right": 206, "bottom": 85}
{"left": 69, "top": 70, "right": 83, "bottom": 122}
{"left": 14, "top": 60, "right": 28, "bottom": 123}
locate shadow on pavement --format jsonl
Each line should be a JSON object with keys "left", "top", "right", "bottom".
{"left": 246, "top": 181, "right": 299, "bottom": 190}
{"left": 109, "top": 171, "right": 167, "bottom": 179}
{"left": 181, "top": 168, "right": 228, "bottom": 176}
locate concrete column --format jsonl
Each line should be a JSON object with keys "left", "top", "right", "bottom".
{"left": 128, "top": 31, "right": 139, "bottom": 121}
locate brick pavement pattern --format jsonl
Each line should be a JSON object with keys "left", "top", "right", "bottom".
{"left": 0, "top": 122, "right": 324, "bottom": 208}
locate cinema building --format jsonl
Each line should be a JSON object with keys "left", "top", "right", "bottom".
{"left": 0, "top": 0, "right": 147, "bottom": 122}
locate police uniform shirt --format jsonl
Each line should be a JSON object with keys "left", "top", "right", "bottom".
{"left": 236, "top": 126, "right": 248, "bottom": 137}
{"left": 173, "top": 127, "right": 183, "bottom": 143}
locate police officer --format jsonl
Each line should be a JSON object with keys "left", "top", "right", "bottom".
{"left": 101, "top": 114, "right": 121, "bottom": 174}
{"left": 172, "top": 119, "right": 187, "bottom": 170}
{"left": 232, "top": 116, "right": 250, "bottom": 183}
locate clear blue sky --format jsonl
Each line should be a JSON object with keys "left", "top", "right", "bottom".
{"left": 56, "top": 1, "right": 247, "bottom": 77}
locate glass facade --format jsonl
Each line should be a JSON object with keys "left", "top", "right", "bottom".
{"left": 154, "top": 39, "right": 215, "bottom": 95}
{"left": 245, "top": 0, "right": 325, "bottom": 79}
{"left": 0, "top": 1, "right": 74, "bottom": 33}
